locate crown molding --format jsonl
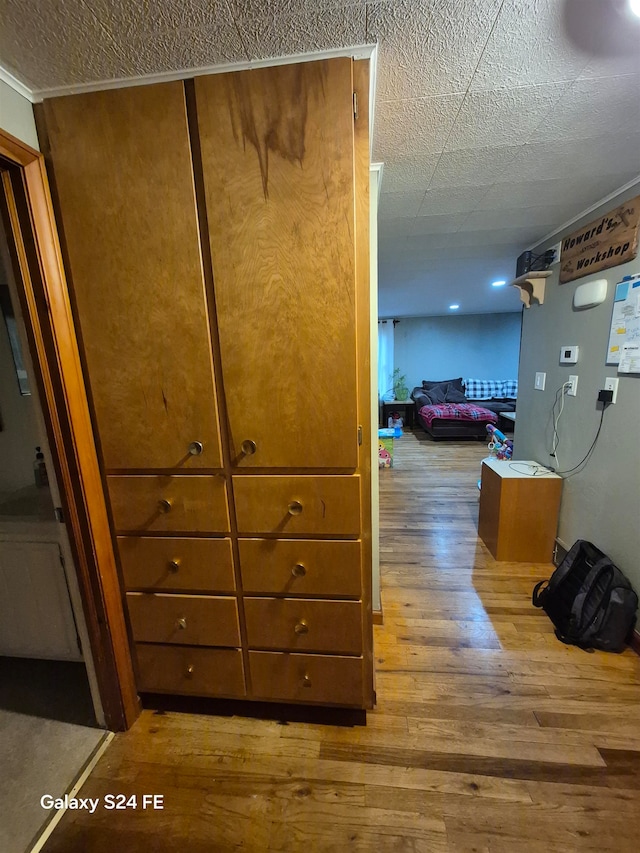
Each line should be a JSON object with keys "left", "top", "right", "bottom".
{"left": 0, "top": 64, "right": 35, "bottom": 103}
{"left": 25, "top": 43, "right": 377, "bottom": 102}
{"left": 529, "top": 175, "right": 640, "bottom": 251}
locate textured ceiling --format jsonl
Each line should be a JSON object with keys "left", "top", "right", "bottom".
{"left": 1, "top": 0, "right": 639, "bottom": 316}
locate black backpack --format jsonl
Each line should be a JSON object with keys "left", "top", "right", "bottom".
{"left": 532, "top": 540, "right": 638, "bottom": 652}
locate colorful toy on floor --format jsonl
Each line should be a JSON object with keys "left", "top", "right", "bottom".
{"left": 486, "top": 423, "right": 513, "bottom": 460}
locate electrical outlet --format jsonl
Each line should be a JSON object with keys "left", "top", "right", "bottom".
{"left": 567, "top": 375, "right": 578, "bottom": 397}
{"left": 604, "top": 376, "right": 619, "bottom": 404}
{"left": 534, "top": 372, "right": 546, "bottom": 391}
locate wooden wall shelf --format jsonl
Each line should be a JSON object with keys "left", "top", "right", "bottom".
{"left": 510, "top": 270, "right": 552, "bottom": 308}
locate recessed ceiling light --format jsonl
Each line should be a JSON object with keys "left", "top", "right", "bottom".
{"left": 449, "top": 304, "right": 459, "bottom": 310}
{"left": 630, "top": 0, "right": 640, "bottom": 19}
{"left": 491, "top": 280, "right": 507, "bottom": 287}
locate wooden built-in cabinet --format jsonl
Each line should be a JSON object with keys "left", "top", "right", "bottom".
{"left": 40, "top": 57, "right": 373, "bottom": 711}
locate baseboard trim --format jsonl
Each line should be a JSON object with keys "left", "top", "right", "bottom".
{"left": 629, "top": 630, "right": 640, "bottom": 658}
{"left": 373, "top": 609, "right": 383, "bottom": 625}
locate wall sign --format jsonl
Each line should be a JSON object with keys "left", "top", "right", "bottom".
{"left": 560, "top": 195, "right": 640, "bottom": 284}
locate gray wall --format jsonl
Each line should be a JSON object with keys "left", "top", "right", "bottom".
{"left": 394, "top": 312, "right": 522, "bottom": 391}
{"left": 515, "top": 182, "right": 640, "bottom": 589}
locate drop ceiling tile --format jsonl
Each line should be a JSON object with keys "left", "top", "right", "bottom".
{"left": 446, "top": 83, "right": 569, "bottom": 151}
{"left": 231, "top": 2, "right": 366, "bottom": 60}
{"left": 417, "top": 185, "right": 491, "bottom": 217}
{"left": 0, "top": 0, "right": 128, "bottom": 88}
{"left": 478, "top": 177, "right": 624, "bottom": 210}
{"left": 469, "top": 0, "right": 592, "bottom": 91}
{"left": 96, "top": 25, "right": 247, "bottom": 76}
{"left": 378, "top": 191, "right": 425, "bottom": 219}
{"left": 87, "top": 0, "right": 235, "bottom": 36}
{"left": 542, "top": 74, "right": 640, "bottom": 142}
{"left": 498, "top": 133, "right": 640, "bottom": 183}
{"left": 372, "top": 94, "right": 465, "bottom": 161}
{"left": 366, "top": 0, "right": 503, "bottom": 99}
{"left": 379, "top": 154, "right": 440, "bottom": 193}
{"left": 428, "top": 145, "right": 524, "bottom": 189}
{"left": 462, "top": 204, "right": 581, "bottom": 233}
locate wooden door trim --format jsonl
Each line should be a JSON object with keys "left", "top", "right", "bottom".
{"left": 0, "top": 127, "right": 139, "bottom": 730}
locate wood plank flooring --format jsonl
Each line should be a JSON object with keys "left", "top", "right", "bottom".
{"left": 42, "top": 433, "right": 640, "bottom": 851}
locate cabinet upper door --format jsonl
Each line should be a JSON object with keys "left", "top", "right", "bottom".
{"left": 43, "top": 83, "right": 222, "bottom": 471}
{"left": 195, "top": 59, "right": 359, "bottom": 469}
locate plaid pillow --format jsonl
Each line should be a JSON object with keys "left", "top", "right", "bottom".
{"left": 502, "top": 379, "right": 518, "bottom": 398}
{"left": 463, "top": 379, "right": 503, "bottom": 400}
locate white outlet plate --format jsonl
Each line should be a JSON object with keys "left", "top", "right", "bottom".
{"left": 567, "top": 375, "right": 578, "bottom": 397}
{"left": 535, "top": 372, "right": 546, "bottom": 391}
{"left": 604, "top": 376, "right": 619, "bottom": 404}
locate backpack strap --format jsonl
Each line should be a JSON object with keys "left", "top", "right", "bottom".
{"left": 532, "top": 580, "right": 549, "bottom": 608}
{"left": 570, "top": 557, "right": 613, "bottom": 635}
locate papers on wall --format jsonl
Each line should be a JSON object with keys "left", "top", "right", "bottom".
{"left": 606, "top": 274, "right": 640, "bottom": 373}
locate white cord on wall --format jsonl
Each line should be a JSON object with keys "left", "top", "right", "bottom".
{"left": 550, "top": 381, "right": 572, "bottom": 471}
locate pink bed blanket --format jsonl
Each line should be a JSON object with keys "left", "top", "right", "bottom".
{"left": 418, "top": 403, "right": 498, "bottom": 427}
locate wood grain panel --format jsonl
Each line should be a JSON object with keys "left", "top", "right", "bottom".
{"left": 238, "top": 538, "right": 361, "bottom": 597}
{"left": 42, "top": 83, "right": 222, "bottom": 470}
{"left": 135, "top": 644, "right": 245, "bottom": 697}
{"left": 233, "top": 474, "right": 360, "bottom": 535}
{"left": 126, "top": 592, "right": 239, "bottom": 646}
{"left": 250, "top": 651, "right": 364, "bottom": 706}
{"left": 108, "top": 475, "right": 229, "bottom": 533}
{"left": 244, "top": 598, "right": 362, "bottom": 655}
{"left": 194, "top": 59, "right": 358, "bottom": 468}
{"left": 478, "top": 462, "right": 562, "bottom": 562}
{"left": 118, "top": 536, "right": 234, "bottom": 593}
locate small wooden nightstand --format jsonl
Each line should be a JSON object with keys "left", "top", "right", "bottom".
{"left": 478, "top": 458, "right": 562, "bottom": 562}
{"left": 381, "top": 399, "right": 415, "bottom": 429}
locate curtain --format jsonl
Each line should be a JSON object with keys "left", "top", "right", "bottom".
{"left": 378, "top": 320, "right": 394, "bottom": 401}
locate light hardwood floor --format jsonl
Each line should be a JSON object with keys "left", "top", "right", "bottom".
{"left": 43, "top": 433, "right": 640, "bottom": 852}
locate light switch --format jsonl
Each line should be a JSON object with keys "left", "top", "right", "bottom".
{"left": 534, "top": 372, "right": 546, "bottom": 391}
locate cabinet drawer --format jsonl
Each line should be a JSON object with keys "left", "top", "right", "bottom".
{"left": 126, "top": 593, "right": 239, "bottom": 646}
{"left": 233, "top": 476, "right": 360, "bottom": 535}
{"left": 244, "top": 598, "right": 362, "bottom": 655}
{"left": 136, "top": 644, "right": 245, "bottom": 697}
{"left": 118, "top": 537, "right": 235, "bottom": 593}
{"left": 239, "top": 539, "right": 361, "bottom": 597}
{"left": 108, "top": 475, "right": 229, "bottom": 533}
{"left": 249, "top": 651, "right": 364, "bottom": 707}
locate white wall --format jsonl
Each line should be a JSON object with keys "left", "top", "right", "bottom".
{"left": 393, "top": 312, "right": 522, "bottom": 392}
{"left": 515, "top": 183, "right": 640, "bottom": 589}
{"left": 370, "top": 167, "right": 381, "bottom": 614}
{"left": 0, "top": 79, "right": 38, "bottom": 149}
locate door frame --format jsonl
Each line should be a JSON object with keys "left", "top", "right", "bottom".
{"left": 0, "top": 127, "right": 139, "bottom": 731}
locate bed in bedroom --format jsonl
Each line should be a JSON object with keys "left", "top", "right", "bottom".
{"left": 411, "top": 378, "right": 499, "bottom": 440}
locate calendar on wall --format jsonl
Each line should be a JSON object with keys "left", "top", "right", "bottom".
{"left": 606, "top": 274, "right": 640, "bottom": 373}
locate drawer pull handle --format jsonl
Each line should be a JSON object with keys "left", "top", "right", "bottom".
{"left": 188, "top": 441, "right": 204, "bottom": 456}
{"left": 288, "top": 500, "right": 303, "bottom": 516}
{"left": 292, "top": 563, "right": 306, "bottom": 578}
{"left": 302, "top": 673, "right": 312, "bottom": 688}
{"left": 294, "top": 620, "right": 309, "bottom": 635}
{"left": 176, "top": 617, "right": 187, "bottom": 630}
{"left": 186, "top": 665, "right": 195, "bottom": 677}
{"left": 168, "top": 559, "right": 181, "bottom": 573}
{"left": 158, "top": 498, "right": 172, "bottom": 514}
{"left": 241, "top": 439, "right": 257, "bottom": 455}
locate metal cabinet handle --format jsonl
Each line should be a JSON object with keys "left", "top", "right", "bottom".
{"left": 186, "top": 664, "right": 194, "bottom": 677}
{"left": 288, "top": 500, "right": 303, "bottom": 516}
{"left": 291, "top": 563, "right": 306, "bottom": 578}
{"left": 188, "top": 441, "right": 203, "bottom": 456}
{"left": 294, "top": 620, "right": 309, "bottom": 635}
{"left": 302, "top": 673, "right": 312, "bottom": 688}
{"left": 168, "top": 559, "right": 180, "bottom": 573}
{"left": 176, "top": 617, "right": 187, "bottom": 630}
{"left": 242, "top": 439, "right": 257, "bottom": 455}
{"left": 158, "top": 498, "right": 172, "bottom": 513}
